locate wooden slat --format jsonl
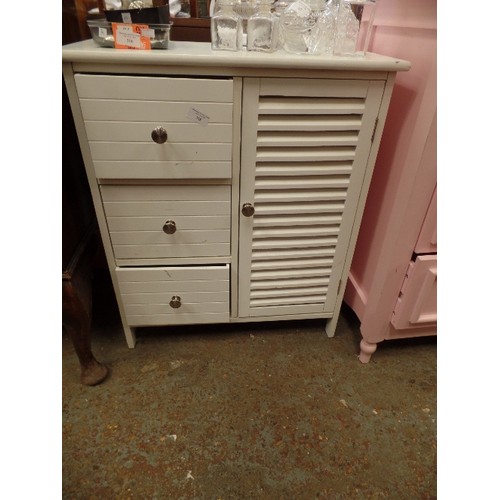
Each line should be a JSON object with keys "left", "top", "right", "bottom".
{"left": 252, "top": 236, "right": 338, "bottom": 250}
{"left": 80, "top": 99, "right": 233, "bottom": 123}
{"left": 250, "top": 295, "right": 327, "bottom": 306}
{"left": 256, "top": 201, "right": 345, "bottom": 215}
{"left": 250, "top": 276, "right": 330, "bottom": 289}
{"left": 84, "top": 121, "right": 233, "bottom": 143}
{"left": 116, "top": 266, "right": 229, "bottom": 282}
{"left": 125, "top": 302, "right": 228, "bottom": 315}
{"left": 251, "top": 247, "right": 335, "bottom": 260}
{"left": 257, "top": 131, "right": 358, "bottom": 147}
{"left": 250, "top": 286, "right": 329, "bottom": 299}
{"left": 251, "top": 267, "right": 333, "bottom": 280}
{"left": 121, "top": 291, "right": 228, "bottom": 305}
{"left": 254, "top": 176, "right": 351, "bottom": 190}
{"left": 126, "top": 312, "right": 229, "bottom": 326}
{"left": 101, "top": 185, "right": 230, "bottom": 202}
{"left": 258, "top": 79, "right": 369, "bottom": 98}
{"left": 89, "top": 142, "right": 232, "bottom": 162}
{"left": 256, "top": 146, "right": 356, "bottom": 162}
{"left": 119, "top": 280, "right": 229, "bottom": 293}
{"left": 113, "top": 243, "right": 230, "bottom": 259}
{"left": 75, "top": 74, "right": 234, "bottom": 102}
{"left": 255, "top": 162, "right": 353, "bottom": 177}
{"left": 254, "top": 189, "right": 347, "bottom": 202}
{"left": 253, "top": 214, "right": 342, "bottom": 227}
{"left": 94, "top": 160, "right": 232, "bottom": 180}
{"left": 252, "top": 226, "right": 340, "bottom": 238}
{"left": 110, "top": 229, "right": 230, "bottom": 245}
{"left": 103, "top": 201, "right": 230, "bottom": 217}
{"left": 251, "top": 257, "right": 334, "bottom": 270}
{"left": 107, "top": 215, "right": 230, "bottom": 231}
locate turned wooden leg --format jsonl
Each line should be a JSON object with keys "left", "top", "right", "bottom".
{"left": 359, "top": 339, "right": 377, "bottom": 363}
{"left": 63, "top": 280, "right": 109, "bottom": 386}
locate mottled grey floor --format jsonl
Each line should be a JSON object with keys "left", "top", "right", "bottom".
{"left": 62, "top": 273, "right": 437, "bottom": 499}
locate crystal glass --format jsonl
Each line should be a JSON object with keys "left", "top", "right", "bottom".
{"left": 247, "top": 0, "right": 279, "bottom": 52}
{"left": 333, "top": 0, "right": 376, "bottom": 56}
{"left": 281, "top": 0, "right": 329, "bottom": 55}
{"left": 233, "top": 0, "right": 259, "bottom": 45}
{"left": 211, "top": 0, "right": 243, "bottom": 51}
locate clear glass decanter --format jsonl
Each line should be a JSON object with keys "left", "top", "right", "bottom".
{"left": 281, "top": 0, "right": 329, "bottom": 54}
{"left": 247, "top": 0, "right": 279, "bottom": 52}
{"left": 211, "top": 0, "right": 243, "bottom": 51}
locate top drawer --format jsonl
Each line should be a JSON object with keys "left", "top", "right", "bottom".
{"left": 74, "top": 75, "right": 234, "bottom": 180}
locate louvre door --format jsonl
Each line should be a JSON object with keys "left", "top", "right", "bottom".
{"left": 238, "top": 77, "right": 385, "bottom": 318}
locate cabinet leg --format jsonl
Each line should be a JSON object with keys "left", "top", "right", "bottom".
{"left": 325, "top": 316, "right": 337, "bottom": 338}
{"left": 124, "top": 326, "right": 137, "bottom": 349}
{"left": 359, "top": 339, "right": 377, "bottom": 363}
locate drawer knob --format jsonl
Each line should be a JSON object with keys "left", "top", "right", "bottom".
{"left": 163, "top": 220, "right": 177, "bottom": 234}
{"left": 169, "top": 296, "right": 182, "bottom": 309}
{"left": 241, "top": 203, "right": 255, "bottom": 217}
{"left": 151, "top": 126, "right": 168, "bottom": 144}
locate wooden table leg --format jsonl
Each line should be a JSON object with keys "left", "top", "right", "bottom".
{"left": 63, "top": 224, "right": 109, "bottom": 386}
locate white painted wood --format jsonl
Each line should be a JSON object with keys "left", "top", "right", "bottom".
{"left": 94, "top": 161, "right": 232, "bottom": 180}
{"left": 103, "top": 201, "right": 230, "bottom": 217}
{"left": 89, "top": 142, "right": 232, "bottom": 162}
{"left": 101, "top": 184, "right": 230, "bottom": 202}
{"left": 84, "top": 122, "right": 233, "bottom": 143}
{"left": 79, "top": 99, "right": 233, "bottom": 123}
{"left": 116, "top": 265, "right": 230, "bottom": 327}
{"left": 74, "top": 74, "right": 234, "bottom": 102}
{"left": 107, "top": 215, "right": 231, "bottom": 231}
{"left": 238, "top": 77, "right": 385, "bottom": 319}
{"left": 63, "top": 46, "right": 406, "bottom": 347}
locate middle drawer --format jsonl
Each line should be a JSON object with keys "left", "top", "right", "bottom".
{"left": 101, "top": 184, "right": 231, "bottom": 264}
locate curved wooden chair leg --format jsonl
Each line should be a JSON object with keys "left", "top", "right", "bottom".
{"left": 359, "top": 339, "right": 377, "bottom": 363}
{"left": 63, "top": 280, "right": 109, "bottom": 386}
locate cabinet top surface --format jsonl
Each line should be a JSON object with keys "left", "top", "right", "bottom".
{"left": 62, "top": 40, "right": 410, "bottom": 73}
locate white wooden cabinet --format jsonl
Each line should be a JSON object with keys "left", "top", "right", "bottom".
{"left": 62, "top": 41, "right": 409, "bottom": 348}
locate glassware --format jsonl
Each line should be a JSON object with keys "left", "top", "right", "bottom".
{"left": 280, "top": 0, "right": 329, "bottom": 55}
{"left": 233, "top": 0, "right": 259, "bottom": 46}
{"left": 333, "top": 0, "right": 376, "bottom": 56}
{"left": 211, "top": 0, "right": 243, "bottom": 51}
{"left": 247, "top": 0, "right": 279, "bottom": 52}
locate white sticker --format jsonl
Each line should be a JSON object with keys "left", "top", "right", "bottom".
{"left": 116, "top": 26, "right": 141, "bottom": 48}
{"left": 121, "top": 12, "right": 133, "bottom": 23}
{"left": 290, "top": 0, "right": 311, "bottom": 17}
{"left": 186, "top": 107, "right": 210, "bottom": 126}
{"left": 141, "top": 28, "right": 155, "bottom": 38}
{"left": 98, "top": 27, "right": 108, "bottom": 38}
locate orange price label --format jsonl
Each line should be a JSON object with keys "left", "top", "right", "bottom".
{"left": 112, "top": 23, "right": 152, "bottom": 50}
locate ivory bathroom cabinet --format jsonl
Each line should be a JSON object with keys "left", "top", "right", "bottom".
{"left": 62, "top": 41, "right": 409, "bottom": 348}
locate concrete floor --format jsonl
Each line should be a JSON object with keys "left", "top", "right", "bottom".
{"left": 62, "top": 273, "right": 437, "bottom": 499}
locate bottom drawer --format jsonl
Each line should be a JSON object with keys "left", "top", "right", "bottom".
{"left": 116, "top": 265, "right": 230, "bottom": 326}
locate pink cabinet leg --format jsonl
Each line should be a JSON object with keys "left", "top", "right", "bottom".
{"left": 359, "top": 339, "right": 377, "bottom": 363}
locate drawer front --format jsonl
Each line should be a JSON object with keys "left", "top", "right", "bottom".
{"left": 391, "top": 255, "right": 437, "bottom": 330}
{"left": 101, "top": 185, "right": 231, "bottom": 262}
{"left": 116, "top": 266, "right": 230, "bottom": 326}
{"left": 74, "top": 74, "right": 234, "bottom": 179}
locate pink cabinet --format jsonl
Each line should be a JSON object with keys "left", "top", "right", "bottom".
{"left": 342, "top": 0, "right": 437, "bottom": 362}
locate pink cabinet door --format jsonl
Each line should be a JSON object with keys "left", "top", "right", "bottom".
{"left": 415, "top": 186, "right": 437, "bottom": 254}
{"left": 391, "top": 255, "right": 437, "bottom": 329}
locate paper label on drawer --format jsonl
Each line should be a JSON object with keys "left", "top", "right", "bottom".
{"left": 112, "top": 23, "right": 152, "bottom": 50}
{"left": 186, "top": 107, "right": 210, "bottom": 126}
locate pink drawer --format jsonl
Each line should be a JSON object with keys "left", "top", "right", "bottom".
{"left": 391, "top": 255, "right": 437, "bottom": 330}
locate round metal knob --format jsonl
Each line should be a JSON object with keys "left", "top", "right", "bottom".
{"left": 241, "top": 203, "right": 255, "bottom": 217}
{"left": 169, "top": 296, "right": 182, "bottom": 309}
{"left": 163, "top": 220, "right": 177, "bottom": 234}
{"left": 151, "top": 126, "right": 168, "bottom": 144}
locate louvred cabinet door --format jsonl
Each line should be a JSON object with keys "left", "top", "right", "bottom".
{"left": 238, "top": 78, "right": 385, "bottom": 318}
